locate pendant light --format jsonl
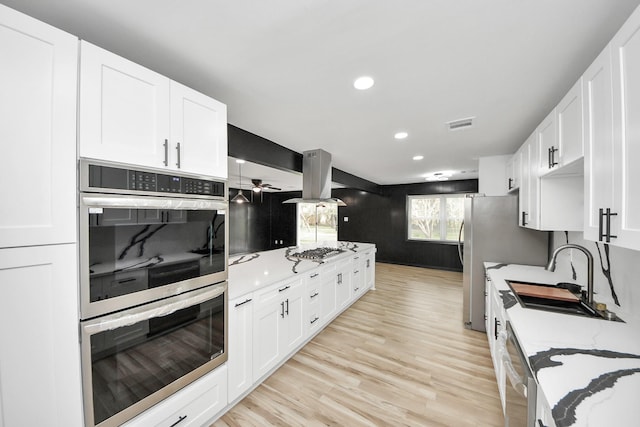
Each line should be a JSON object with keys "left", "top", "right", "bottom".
{"left": 231, "top": 159, "right": 249, "bottom": 203}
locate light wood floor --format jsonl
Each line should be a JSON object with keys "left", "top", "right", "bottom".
{"left": 215, "top": 263, "right": 503, "bottom": 427}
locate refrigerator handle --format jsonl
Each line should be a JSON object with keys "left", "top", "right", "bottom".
{"left": 457, "top": 220, "right": 464, "bottom": 265}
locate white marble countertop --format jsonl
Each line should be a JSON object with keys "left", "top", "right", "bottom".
{"left": 485, "top": 262, "right": 640, "bottom": 427}
{"left": 228, "top": 242, "right": 376, "bottom": 300}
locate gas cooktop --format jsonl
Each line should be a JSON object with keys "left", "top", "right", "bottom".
{"left": 289, "top": 247, "right": 345, "bottom": 260}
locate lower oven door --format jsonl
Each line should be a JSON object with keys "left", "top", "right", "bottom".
{"left": 504, "top": 322, "right": 537, "bottom": 427}
{"left": 80, "top": 282, "right": 227, "bottom": 427}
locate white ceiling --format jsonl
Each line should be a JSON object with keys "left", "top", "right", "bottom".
{"left": 4, "top": 0, "right": 640, "bottom": 185}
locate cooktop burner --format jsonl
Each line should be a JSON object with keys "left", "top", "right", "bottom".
{"left": 290, "top": 247, "right": 345, "bottom": 260}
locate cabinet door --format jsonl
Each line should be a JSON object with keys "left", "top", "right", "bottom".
{"left": 79, "top": 41, "right": 170, "bottom": 168}
{"left": 228, "top": 295, "right": 254, "bottom": 403}
{"left": 336, "top": 268, "right": 351, "bottom": 310}
{"left": 537, "top": 108, "right": 559, "bottom": 174}
{"left": 364, "top": 252, "right": 375, "bottom": 290}
{"left": 282, "top": 282, "right": 305, "bottom": 355}
{"left": 252, "top": 298, "right": 281, "bottom": 382}
{"left": 583, "top": 46, "right": 615, "bottom": 241}
{"left": 320, "top": 276, "right": 337, "bottom": 325}
{"left": 0, "top": 244, "right": 83, "bottom": 426}
{"left": 170, "top": 81, "right": 228, "bottom": 178}
{"left": 612, "top": 9, "right": 640, "bottom": 250}
{"left": 0, "top": 5, "right": 77, "bottom": 248}
{"left": 557, "top": 78, "right": 584, "bottom": 166}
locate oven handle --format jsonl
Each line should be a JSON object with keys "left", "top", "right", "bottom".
{"left": 82, "top": 283, "right": 226, "bottom": 334}
{"left": 502, "top": 351, "right": 527, "bottom": 398}
{"left": 81, "top": 194, "right": 227, "bottom": 211}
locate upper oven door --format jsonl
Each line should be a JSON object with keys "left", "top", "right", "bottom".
{"left": 79, "top": 193, "right": 228, "bottom": 319}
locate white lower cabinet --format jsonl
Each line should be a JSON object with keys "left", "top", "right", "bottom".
{"left": 351, "top": 255, "right": 366, "bottom": 299}
{"left": 228, "top": 295, "right": 254, "bottom": 403}
{"left": 252, "top": 278, "right": 304, "bottom": 381}
{"left": 486, "top": 274, "right": 507, "bottom": 412}
{"left": 123, "top": 365, "right": 228, "bottom": 427}
{"left": 336, "top": 259, "right": 352, "bottom": 310}
{"left": 364, "top": 250, "right": 375, "bottom": 290}
{"left": 0, "top": 244, "right": 83, "bottom": 427}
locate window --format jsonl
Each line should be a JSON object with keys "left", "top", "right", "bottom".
{"left": 408, "top": 195, "right": 465, "bottom": 241}
{"left": 297, "top": 203, "right": 338, "bottom": 245}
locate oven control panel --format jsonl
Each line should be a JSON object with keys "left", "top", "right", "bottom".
{"left": 87, "top": 163, "right": 225, "bottom": 197}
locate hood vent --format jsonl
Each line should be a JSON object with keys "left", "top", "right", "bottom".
{"left": 283, "top": 149, "right": 346, "bottom": 206}
{"left": 446, "top": 117, "right": 474, "bottom": 131}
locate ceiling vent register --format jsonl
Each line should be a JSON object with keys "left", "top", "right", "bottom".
{"left": 446, "top": 117, "right": 474, "bottom": 131}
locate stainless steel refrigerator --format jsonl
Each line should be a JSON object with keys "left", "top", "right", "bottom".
{"left": 460, "top": 195, "right": 548, "bottom": 331}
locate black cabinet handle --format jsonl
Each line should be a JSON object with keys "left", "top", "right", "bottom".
{"left": 549, "top": 146, "right": 558, "bottom": 168}
{"left": 599, "top": 208, "right": 619, "bottom": 242}
{"left": 285, "top": 298, "right": 289, "bottom": 315}
{"left": 234, "top": 298, "right": 252, "bottom": 307}
{"left": 310, "top": 292, "right": 319, "bottom": 299}
{"left": 280, "top": 301, "right": 285, "bottom": 318}
{"left": 605, "top": 208, "right": 618, "bottom": 242}
{"left": 508, "top": 177, "right": 513, "bottom": 190}
{"left": 521, "top": 211, "right": 528, "bottom": 226}
{"left": 494, "top": 318, "right": 500, "bottom": 340}
{"left": 337, "top": 273, "right": 342, "bottom": 284}
{"left": 169, "top": 415, "right": 187, "bottom": 427}
{"left": 310, "top": 273, "right": 319, "bottom": 279}
{"left": 278, "top": 285, "right": 290, "bottom": 292}
{"left": 310, "top": 316, "right": 319, "bottom": 325}
{"left": 598, "top": 208, "right": 605, "bottom": 241}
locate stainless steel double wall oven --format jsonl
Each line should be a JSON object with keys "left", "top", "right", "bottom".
{"left": 78, "top": 159, "right": 228, "bottom": 427}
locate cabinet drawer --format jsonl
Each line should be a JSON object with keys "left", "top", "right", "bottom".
{"left": 123, "top": 365, "right": 227, "bottom": 427}
{"left": 255, "top": 278, "right": 302, "bottom": 304}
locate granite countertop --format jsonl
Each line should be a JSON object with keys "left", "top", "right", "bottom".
{"left": 485, "top": 262, "right": 640, "bottom": 427}
{"left": 228, "top": 242, "right": 376, "bottom": 300}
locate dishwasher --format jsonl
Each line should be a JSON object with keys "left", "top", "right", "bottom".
{"left": 503, "top": 321, "right": 537, "bottom": 427}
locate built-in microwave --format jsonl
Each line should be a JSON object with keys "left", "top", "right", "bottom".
{"left": 78, "top": 159, "right": 228, "bottom": 320}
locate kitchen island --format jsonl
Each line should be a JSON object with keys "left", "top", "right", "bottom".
{"left": 225, "top": 242, "right": 376, "bottom": 410}
{"left": 485, "top": 262, "right": 640, "bottom": 427}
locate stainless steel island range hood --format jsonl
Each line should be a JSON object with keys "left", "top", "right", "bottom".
{"left": 283, "top": 149, "right": 346, "bottom": 206}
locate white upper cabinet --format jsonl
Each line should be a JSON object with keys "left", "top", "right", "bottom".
{"left": 583, "top": 46, "right": 615, "bottom": 242}
{"left": 506, "top": 151, "right": 521, "bottom": 192}
{"left": 79, "top": 41, "right": 170, "bottom": 169}
{"left": 170, "top": 81, "right": 228, "bottom": 178}
{"left": 537, "top": 108, "right": 558, "bottom": 174}
{"left": 79, "top": 41, "right": 227, "bottom": 178}
{"left": 0, "top": 5, "right": 78, "bottom": 248}
{"left": 611, "top": 7, "right": 640, "bottom": 250}
{"left": 519, "top": 132, "right": 540, "bottom": 229}
{"left": 556, "top": 79, "right": 584, "bottom": 167}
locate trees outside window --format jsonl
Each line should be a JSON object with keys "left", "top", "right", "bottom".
{"left": 408, "top": 195, "right": 465, "bottom": 241}
{"left": 297, "top": 203, "right": 337, "bottom": 245}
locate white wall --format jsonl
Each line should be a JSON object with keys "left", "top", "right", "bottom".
{"left": 550, "top": 231, "right": 640, "bottom": 321}
{"left": 478, "top": 155, "right": 510, "bottom": 196}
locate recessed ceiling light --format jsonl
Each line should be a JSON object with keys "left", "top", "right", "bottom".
{"left": 394, "top": 132, "right": 408, "bottom": 140}
{"left": 354, "top": 76, "right": 374, "bottom": 90}
{"left": 413, "top": 155, "right": 424, "bottom": 161}
{"left": 424, "top": 170, "right": 455, "bottom": 181}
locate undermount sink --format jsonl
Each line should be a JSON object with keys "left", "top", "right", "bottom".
{"left": 505, "top": 280, "right": 624, "bottom": 322}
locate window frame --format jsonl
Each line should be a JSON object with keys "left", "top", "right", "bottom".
{"left": 406, "top": 194, "right": 466, "bottom": 243}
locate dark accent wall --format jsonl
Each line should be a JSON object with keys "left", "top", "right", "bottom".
{"left": 229, "top": 188, "right": 299, "bottom": 254}
{"left": 229, "top": 181, "right": 477, "bottom": 271}
{"left": 335, "top": 180, "right": 478, "bottom": 271}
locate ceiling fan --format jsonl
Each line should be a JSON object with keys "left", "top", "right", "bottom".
{"left": 251, "top": 179, "right": 281, "bottom": 193}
